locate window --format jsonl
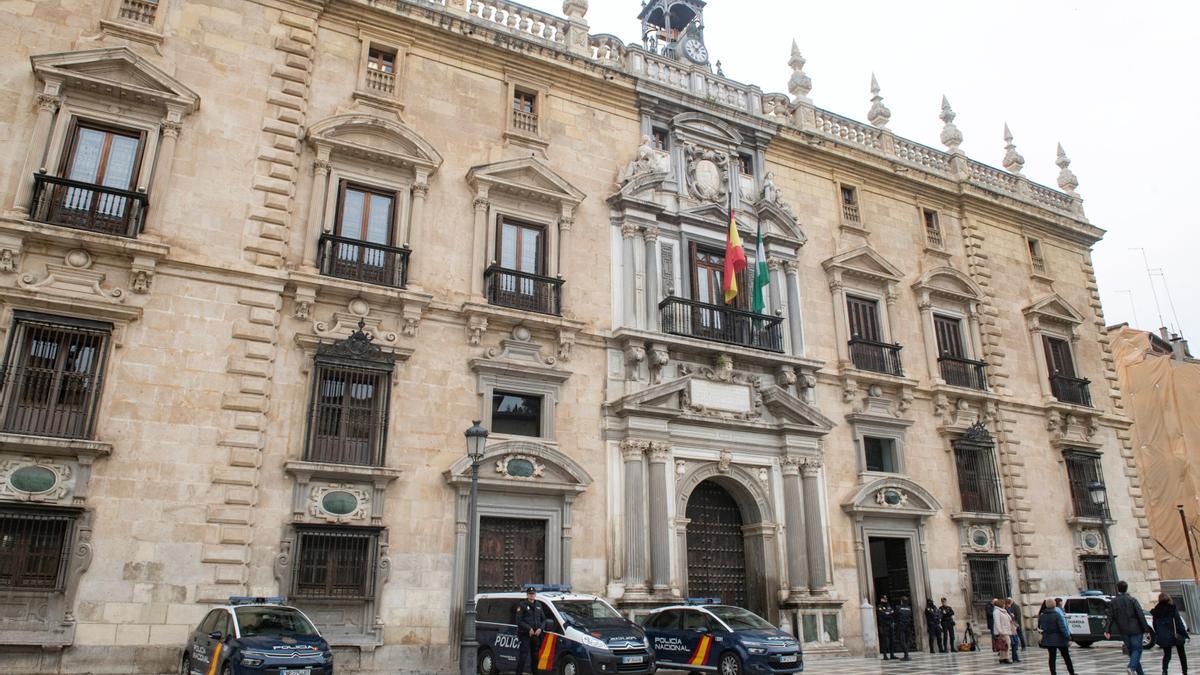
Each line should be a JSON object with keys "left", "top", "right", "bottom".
{"left": 683, "top": 610, "right": 716, "bottom": 632}
{"left": 364, "top": 46, "right": 397, "bottom": 95}
{"left": 38, "top": 121, "right": 146, "bottom": 237}
{"left": 967, "top": 556, "right": 1011, "bottom": 613}
{"left": 491, "top": 391, "right": 542, "bottom": 438}
{"left": 320, "top": 183, "right": 407, "bottom": 288}
{"left": 652, "top": 127, "right": 670, "bottom": 151}
{"left": 366, "top": 47, "right": 395, "bottom": 74}
{"left": 512, "top": 89, "right": 538, "bottom": 134}
{"left": 487, "top": 218, "right": 560, "bottom": 314}
{"left": 935, "top": 315, "right": 985, "bottom": 389}
{"left": 864, "top": 437, "right": 898, "bottom": 473}
{"left": 1081, "top": 556, "right": 1115, "bottom": 595}
{"left": 0, "top": 508, "right": 74, "bottom": 591}
{"left": 953, "top": 441, "right": 1004, "bottom": 514}
{"left": 840, "top": 184, "right": 860, "bottom": 224}
{"left": 477, "top": 598, "right": 518, "bottom": 625}
{"left": 0, "top": 315, "right": 111, "bottom": 439}
{"left": 1044, "top": 335, "right": 1091, "bottom": 406}
{"left": 738, "top": 153, "right": 754, "bottom": 176}
{"left": 292, "top": 527, "right": 379, "bottom": 600}
{"left": 117, "top": 0, "right": 159, "bottom": 25}
{"left": 846, "top": 296, "right": 902, "bottom": 375}
{"left": 645, "top": 610, "right": 681, "bottom": 630}
{"left": 198, "top": 610, "right": 223, "bottom": 635}
{"left": 934, "top": 315, "right": 964, "bottom": 358}
{"left": 847, "top": 296, "right": 881, "bottom": 342}
{"left": 234, "top": 606, "right": 318, "bottom": 637}
{"left": 1064, "top": 451, "right": 1106, "bottom": 519}
{"left": 497, "top": 219, "right": 545, "bottom": 276}
{"left": 923, "top": 209, "right": 942, "bottom": 248}
{"left": 1043, "top": 336, "right": 1075, "bottom": 378}
{"left": 1027, "top": 237, "right": 1045, "bottom": 272}
{"left": 307, "top": 363, "right": 389, "bottom": 466}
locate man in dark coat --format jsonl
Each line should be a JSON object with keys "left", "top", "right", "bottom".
{"left": 924, "top": 599, "right": 943, "bottom": 653}
{"left": 1105, "top": 580, "right": 1152, "bottom": 675}
{"left": 514, "top": 587, "right": 546, "bottom": 675}
{"left": 876, "top": 595, "right": 896, "bottom": 660}
{"left": 939, "top": 597, "right": 956, "bottom": 653}
{"left": 895, "top": 596, "right": 913, "bottom": 661}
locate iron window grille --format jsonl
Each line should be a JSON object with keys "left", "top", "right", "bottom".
{"left": 0, "top": 314, "right": 112, "bottom": 439}
{"left": 953, "top": 424, "right": 1004, "bottom": 515}
{"left": 1081, "top": 556, "right": 1116, "bottom": 596}
{"left": 304, "top": 324, "right": 394, "bottom": 467}
{"left": 292, "top": 526, "right": 379, "bottom": 600}
{"left": 1064, "top": 450, "right": 1107, "bottom": 520}
{"left": 966, "top": 555, "right": 1011, "bottom": 614}
{"left": 0, "top": 508, "right": 76, "bottom": 592}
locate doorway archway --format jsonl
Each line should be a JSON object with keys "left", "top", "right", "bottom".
{"left": 686, "top": 480, "right": 748, "bottom": 608}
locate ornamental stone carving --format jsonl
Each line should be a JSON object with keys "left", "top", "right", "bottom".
{"left": 684, "top": 142, "right": 730, "bottom": 203}
{"left": 618, "top": 134, "right": 668, "bottom": 184}
{"left": 495, "top": 454, "right": 546, "bottom": 480}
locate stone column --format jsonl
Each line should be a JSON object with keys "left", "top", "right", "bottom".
{"left": 967, "top": 304, "right": 985, "bottom": 359}
{"left": 785, "top": 261, "right": 805, "bottom": 356}
{"left": 918, "top": 292, "right": 941, "bottom": 383}
{"left": 643, "top": 226, "right": 660, "bottom": 332}
{"left": 801, "top": 460, "right": 827, "bottom": 594}
{"left": 13, "top": 90, "right": 61, "bottom": 214}
{"left": 142, "top": 107, "right": 185, "bottom": 236}
{"left": 301, "top": 150, "right": 332, "bottom": 272}
{"left": 647, "top": 442, "right": 671, "bottom": 593}
{"left": 829, "top": 273, "right": 850, "bottom": 365}
{"left": 621, "top": 223, "right": 640, "bottom": 329}
{"left": 405, "top": 177, "right": 429, "bottom": 284}
{"left": 781, "top": 457, "right": 809, "bottom": 594}
{"left": 1029, "top": 317, "right": 1053, "bottom": 400}
{"left": 558, "top": 213, "right": 574, "bottom": 312}
{"left": 621, "top": 439, "right": 648, "bottom": 594}
{"left": 470, "top": 194, "right": 490, "bottom": 299}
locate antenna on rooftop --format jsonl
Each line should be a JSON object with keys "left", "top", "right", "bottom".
{"left": 1115, "top": 290, "right": 1139, "bottom": 329}
{"left": 1152, "top": 268, "right": 1184, "bottom": 337}
{"left": 1131, "top": 248, "right": 1166, "bottom": 330}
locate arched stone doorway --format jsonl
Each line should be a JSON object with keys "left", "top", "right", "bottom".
{"left": 685, "top": 480, "right": 748, "bottom": 608}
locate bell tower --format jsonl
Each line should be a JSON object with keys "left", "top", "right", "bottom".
{"left": 639, "top": 0, "right": 709, "bottom": 65}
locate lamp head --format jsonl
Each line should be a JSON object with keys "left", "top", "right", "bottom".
{"left": 1087, "top": 480, "right": 1107, "bottom": 506}
{"left": 465, "top": 420, "right": 489, "bottom": 462}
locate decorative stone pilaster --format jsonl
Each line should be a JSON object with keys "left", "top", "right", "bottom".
{"left": 301, "top": 152, "right": 332, "bottom": 271}
{"left": 643, "top": 226, "right": 660, "bottom": 332}
{"left": 621, "top": 222, "right": 641, "bottom": 329}
{"left": 781, "top": 456, "right": 810, "bottom": 594}
{"left": 647, "top": 442, "right": 671, "bottom": 593}
{"left": 621, "top": 439, "right": 649, "bottom": 594}
{"left": 471, "top": 195, "right": 490, "bottom": 298}
{"left": 12, "top": 88, "right": 61, "bottom": 214}
{"left": 784, "top": 260, "right": 805, "bottom": 356}
{"left": 801, "top": 459, "right": 827, "bottom": 594}
{"left": 142, "top": 109, "right": 184, "bottom": 236}
{"left": 406, "top": 178, "right": 429, "bottom": 284}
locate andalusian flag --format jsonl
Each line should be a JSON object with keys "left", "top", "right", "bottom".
{"left": 751, "top": 220, "right": 768, "bottom": 314}
{"left": 722, "top": 205, "right": 747, "bottom": 304}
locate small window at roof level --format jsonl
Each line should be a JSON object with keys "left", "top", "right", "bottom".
{"left": 840, "top": 184, "right": 860, "bottom": 224}
{"left": 652, "top": 127, "right": 670, "bottom": 151}
{"left": 367, "top": 47, "right": 396, "bottom": 74}
{"left": 923, "top": 209, "right": 942, "bottom": 247}
{"left": 738, "top": 153, "right": 754, "bottom": 176}
{"left": 1027, "top": 237, "right": 1045, "bottom": 272}
{"left": 512, "top": 89, "right": 539, "bottom": 134}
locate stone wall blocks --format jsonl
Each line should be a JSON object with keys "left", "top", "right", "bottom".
{"left": 212, "top": 466, "right": 258, "bottom": 487}
{"left": 266, "top": 92, "right": 306, "bottom": 114}
{"left": 226, "top": 356, "right": 272, "bottom": 378}
{"left": 284, "top": 53, "right": 312, "bottom": 71}
{"left": 238, "top": 288, "right": 283, "bottom": 311}
{"left": 267, "top": 161, "right": 297, "bottom": 181}
{"left": 213, "top": 563, "right": 248, "bottom": 585}
{"left": 220, "top": 525, "right": 253, "bottom": 546}
{"left": 247, "top": 306, "right": 279, "bottom": 327}
{"left": 239, "top": 376, "right": 270, "bottom": 396}
{"left": 253, "top": 252, "right": 285, "bottom": 269}
{"left": 202, "top": 544, "right": 248, "bottom": 565}
{"left": 273, "top": 36, "right": 314, "bottom": 58}
{"left": 279, "top": 80, "right": 307, "bottom": 98}
{"left": 224, "top": 486, "right": 257, "bottom": 507}
{"left": 198, "top": 584, "right": 241, "bottom": 604}
{"left": 205, "top": 505, "right": 252, "bottom": 525}
{"left": 243, "top": 342, "right": 275, "bottom": 361}
{"left": 246, "top": 238, "right": 288, "bottom": 258}
{"left": 258, "top": 223, "right": 289, "bottom": 242}
{"left": 232, "top": 320, "right": 276, "bottom": 343}
{"left": 276, "top": 108, "right": 303, "bottom": 127}
{"left": 220, "top": 392, "right": 268, "bottom": 413}
{"left": 270, "top": 65, "right": 310, "bottom": 86}
{"left": 278, "top": 14, "right": 317, "bottom": 32}
{"left": 149, "top": 624, "right": 190, "bottom": 646}
{"left": 252, "top": 174, "right": 294, "bottom": 196}
{"left": 227, "top": 448, "right": 261, "bottom": 469}
{"left": 249, "top": 205, "right": 290, "bottom": 226}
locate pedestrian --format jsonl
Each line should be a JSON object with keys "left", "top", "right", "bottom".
{"left": 514, "top": 587, "right": 546, "bottom": 675}
{"left": 877, "top": 595, "right": 896, "bottom": 660}
{"left": 1039, "top": 598, "right": 1076, "bottom": 675}
{"left": 987, "top": 597, "right": 998, "bottom": 637}
{"left": 993, "top": 598, "right": 1014, "bottom": 664}
{"left": 925, "top": 598, "right": 943, "bottom": 653}
{"left": 1151, "top": 593, "right": 1189, "bottom": 675}
{"left": 895, "top": 596, "right": 914, "bottom": 661}
{"left": 1105, "top": 580, "right": 1153, "bottom": 675}
{"left": 939, "top": 597, "right": 956, "bottom": 654}
{"left": 1009, "top": 597, "right": 1027, "bottom": 652}
{"left": 1006, "top": 598, "right": 1022, "bottom": 663}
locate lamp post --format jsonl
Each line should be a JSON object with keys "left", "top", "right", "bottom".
{"left": 460, "top": 420, "right": 489, "bottom": 675}
{"left": 1087, "top": 480, "right": 1118, "bottom": 594}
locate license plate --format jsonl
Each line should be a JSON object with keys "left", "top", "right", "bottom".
{"left": 281, "top": 670, "right": 311, "bottom": 675}
{"left": 621, "top": 655, "right": 645, "bottom": 664}
{"left": 778, "top": 654, "right": 798, "bottom": 663}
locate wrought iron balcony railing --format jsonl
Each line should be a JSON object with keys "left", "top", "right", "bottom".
{"left": 30, "top": 173, "right": 146, "bottom": 238}
{"left": 939, "top": 355, "right": 988, "bottom": 391}
{"left": 485, "top": 266, "right": 563, "bottom": 316}
{"left": 659, "top": 297, "right": 784, "bottom": 353}
{"left": 849, "top": 337, "right": 904, "bottom": 376}
{"left": 1051, "top": 373, "right": 1092, "bottom": 407}
{"left": 318, "top": 234, "right": 409, "bottom": 289}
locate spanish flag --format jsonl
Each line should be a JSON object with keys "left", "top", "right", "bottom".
{"left": 722, "top": 205, "right": 747, "bottom": 304}
{"left": 536, "top": 633, "right": 558, "bottom": 671}
{"left": 688, "top": 634, "right": 713, "bottom": 666}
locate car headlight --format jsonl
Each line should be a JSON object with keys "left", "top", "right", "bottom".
{"left": 579, "top": 633, "right": 608, "bottom": 650}
{"left": 240, "top": 656, "right": 265, "bottom": 667}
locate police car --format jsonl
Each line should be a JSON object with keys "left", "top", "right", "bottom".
{"left": 475, "top": 586, "right": 655, "bottom": 675}
{"left": 641, "top": 601, "right": 802, "bottom": 674}
{"left": 1062, "top": 591, "right": 1162, "bottom": 649}
{"left": 180, "top": 597, "right": 333, "bottom": 675}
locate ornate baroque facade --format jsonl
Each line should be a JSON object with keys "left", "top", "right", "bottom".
{"left": 0, "top": 0, "right": 1157, "bottom": 672}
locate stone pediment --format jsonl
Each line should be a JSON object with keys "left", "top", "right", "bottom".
{"left": 680, "top": 201, "right": 730, "bottom": 225}
{"left": 32, "top": 47, "right": 199, "bottom": 114}
{"left": 307, "top": 114, "right": 442, "bottom": 173}
{"left": 468, "top": 157, "right": 585, "bottom": 206}
{"left": 671, "top": 112, "right": 744, "bottom": 147}
{"left": 756, "top": 200, "right": 806, "bottom": 246}
{"left": 842, "top": 477, "right": 942, "bottom": 518}
{"left": 912, "top": 266, "right": 983, "bottom": 302}
{"left": 760, "top": 386, "right": 835, "bottom": 431}
{"left": 1024, "top": 293, "right": 1085, "bottom": 326}
{"left": 822, "top": 245, "right": 904, "bottom": 284}
{"left": 444, "top": 440, "right": 592, "bottom": 495}
{"left": 608, "top": 375, "right": 832, "bottom": 432}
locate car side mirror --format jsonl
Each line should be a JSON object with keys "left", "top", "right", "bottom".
{"left": 208, "top": 631, "right": 222, "bottom": 640}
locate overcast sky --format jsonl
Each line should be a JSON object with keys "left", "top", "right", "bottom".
{"left": 520, "top": 0, "right": 1198, "bottom": 341}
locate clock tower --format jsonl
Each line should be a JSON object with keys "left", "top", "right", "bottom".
{"left": 639, "top": 0, "right": 709, "bottom": 66}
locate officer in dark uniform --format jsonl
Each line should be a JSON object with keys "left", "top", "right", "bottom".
{"left": 876, "top": 595, "right": 896, "bottom": 660}
{"left": 895, "top": 596, "right": 913, "bottom": 661}
{"left": 514, "top": 587, "right": 546, "bottom": 675}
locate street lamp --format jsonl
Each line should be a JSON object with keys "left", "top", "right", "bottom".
{"left": 460, "top": 420, "right": 489, "bottom": 675}
{"left": 1087, "top": 481, "right": 1118, "bottom": 594}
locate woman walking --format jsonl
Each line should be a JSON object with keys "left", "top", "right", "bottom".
{"left": 1151, "top": 593, "right": 1189, "bottom": 674}
{"left": 993, "top": 598, "right": 1014, "bottom": 664}
{"left": 1038, "top": 599, "right": 1076, "bottom": 675}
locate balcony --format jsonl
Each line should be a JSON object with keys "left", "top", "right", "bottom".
{"left": 318, "top": 234, "right": 409, "bottom": 289}
{"left": 118, "top": 0, "right": 158, "bottom": 24}
{"left": 659, "top": 297, "right": 784, "bottom": 353}
{"left": 849, "top": 337, "right": 904, "bottom": 376}
{"left": 512, "top": 110, "right": 539, "bottom": 134}
{"left": 1051, "top": 373, "right": 1092, "bottom": 407}
{"left": 939, "top": 355, "right": 988, "bottom": 391}
{"left": 30, "top": 173, "right": 146, "bottom": 238}
{"left": 485, "top": 266, "right": 562, "bottom": 316}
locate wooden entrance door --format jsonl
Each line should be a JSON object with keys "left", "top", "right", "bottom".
{"left": 478, "top": 517, "right": 546, "bottom": 593}
{"left": 685, "top": 481, "right": 748, "bottom": 608}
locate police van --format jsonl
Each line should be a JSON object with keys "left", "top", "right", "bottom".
{"left": 180, "top": 597, "right": 333, "bottom": 675}
{"left": 641, "top": 600, "right": 802, "bottom": 674}
{"left": 475, "top": 586, "right": 655, "bottom": 675}
{"left": 1062, "top": 592, "right": 1160, "bottom": 649}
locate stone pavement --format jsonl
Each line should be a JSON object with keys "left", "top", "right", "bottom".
{"left": 660, "top": 641, "right": 1193, "bottom": 674}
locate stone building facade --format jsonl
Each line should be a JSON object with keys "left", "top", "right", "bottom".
{"left": 0, "top": 0, "right": 1158, "bottom": 672}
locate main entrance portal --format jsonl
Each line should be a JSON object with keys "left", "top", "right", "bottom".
{"left": 686, "top": 480, "right": 748, "bottom": 608}
{"left": 869, "top": 536, "right": 917, "bottom": 651}
{"left": 478, "top": 516, "right": 545, "bottom": 592}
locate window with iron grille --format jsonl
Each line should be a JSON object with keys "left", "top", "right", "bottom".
{"left": 305, "top": 327, "right": 394, "bottom": 467}
{"left": 953, "top": 431, "right": 1004, "bottom": 515}
{"left": 0, "top": 314, "right": 111, "bottom": 439}
{"left": 967, "top": 555, "right": 1011, "bottom": 612}
{"left": 1081, "top": 556, "right": 1116, "bottom": 595}
{"left": 1063, "top": 450, "right": 1106, "bottom": 519}
{"left": 0, "top": 508, "right": 75, "bottom": 592}
{"left": 292, "top": 527, "right": 379, "bottom": 600}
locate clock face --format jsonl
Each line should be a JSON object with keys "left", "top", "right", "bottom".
{"left": 683, "top": 38, "right": 709, "bottom": 64}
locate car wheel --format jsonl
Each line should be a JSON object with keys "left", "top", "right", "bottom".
{"left": 179, "top": 655, "right": 190, "bottom": 675}
{"left": 221, "top": 664, "right": 232, "bottom": 675}
{"left": 558, "top": 654, "right": 578, "bottom": 675}
{"left": 1143, "top": 633, "right": 1156, "bottom": 649}
{"left": 718, "top": 652, "right": 743, "bottom": 675}
{"left": 1074, "top": 639, "right": 1094, "bottom": 648}
{"left": 477, "top": 648, "right": 497, "bottom": 675}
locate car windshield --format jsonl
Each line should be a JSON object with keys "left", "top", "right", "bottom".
{"left": 235, "top": 607, "right": 319, "bottom": 637}
{"left": 706, "top": 606, "right": 775, "bottom": 631}
{"left": 553, "top": 599, "right": 623, "bottom": 625}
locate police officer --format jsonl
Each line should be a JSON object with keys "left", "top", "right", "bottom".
{"left": 895, "top": 596, "right": 913, "bottom": 662}
{"left": 514, "top": 587, "right": 546, "bottom": 675}
{"left": 877, "top": 595, "right": 896, "bottom": 660}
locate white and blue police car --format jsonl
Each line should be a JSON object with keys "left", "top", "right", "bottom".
{"left": 180, "top": 597, "right": 333, "bottom": 675}
{"left": 641, "top": 600, "right": 802, "bottom": 675}
{"left": 475, "top": 585, "right": 655, "bottom": 675}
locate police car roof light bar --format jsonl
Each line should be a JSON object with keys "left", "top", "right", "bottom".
{"left": 228, "top": 596, "right": 286, "bottom": 606}
{"left": 525, "top": 584, "right": 572, "bottom": 593}
{"left": 686, "top": 597, "right": 721, "bottom": 605}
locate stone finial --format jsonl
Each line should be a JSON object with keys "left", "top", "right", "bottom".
{"left": 868, "top": 73, "right": 891, "bottom": 129}
{"left": 788, "top": 40, "right": 812, "bottom": 104}
{"left": 939, "top": 95, "right": 963, "bottom": 154}
{"left": 563, "top": 0, "right": 588, "bottom": 20}
{"left": 1002, "top": 123, "right": 1025, "bottom": 175}
{"left": 1056, "top": 143, "right": 1080, "bottom": 195}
